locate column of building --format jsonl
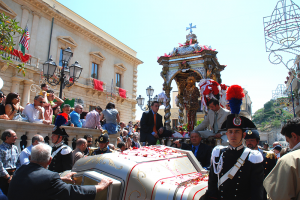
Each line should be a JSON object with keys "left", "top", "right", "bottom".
{"left": 132, "top": 65, "right": 138, "bottom": 121}
{"left": 29, "top": 12, "right": 41, "bottom": 56}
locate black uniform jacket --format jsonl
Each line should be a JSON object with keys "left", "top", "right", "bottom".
{"left": 93, "top": 146, "right": 112, "bottom": 155}
{"left": 7, "top": 163, "right": 96, "bottom": 200}
{"left": 48, "top": 144, "right": 73, "bottom": 173}
{"left": 140, "top": 110, "right": 163, "bottom": 142}
{"left": 207, "top": 146, "right": 264, "bottom": 200}
{"left": 259, "top": 148, "right": 277, "bottom": 200}
{"left": 181, "top": 143, "right": 212, "bottom": 168}
{"left": 259, "top": 149, "right": 276, "bottom": 178}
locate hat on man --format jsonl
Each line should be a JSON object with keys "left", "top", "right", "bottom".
{"left": 52, "top": 126, "right": 69, "bottom": 138}
{"left": 244, "top": 130, "right": 260, "bottom": 140}
{"left": 220, "top": 85, "right": 257, "bottom": 132}
{"left": 98, "top": 134, "right": 109, "bottom": 143}
{"left": 55, "top": 113, "right": 68, "bottom": 127}
{"left": 274, "top": 145, "right": 282, "bottom": 151}
{"left": 221, "top": 114, "right": 256, "bottom": 131}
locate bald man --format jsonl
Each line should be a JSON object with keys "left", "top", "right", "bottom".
{"left": 19, "top": 134, "right": 44, "bottom": 166}
{"left": 72, "top": 138, "right": 87, "bottom": 165}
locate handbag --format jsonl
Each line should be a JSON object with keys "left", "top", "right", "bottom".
{"left": 12, "top": 113, "right": 29, "bottom": 122}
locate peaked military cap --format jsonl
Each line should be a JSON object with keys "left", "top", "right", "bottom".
{"left": 98, "top": 133, "right": 109, "bottom": 143}
{"left": 52, "top": 126, "right": 69, "bottom": 138}
{"left": 244, "top": 129, "right": 260, "bottom": 140}
{"left": 220, "top": 114, "right": 256, "bottom": 131}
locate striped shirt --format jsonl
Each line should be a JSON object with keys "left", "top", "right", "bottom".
{"left": 83, "top": 110, "right": 101, "bottom": 129}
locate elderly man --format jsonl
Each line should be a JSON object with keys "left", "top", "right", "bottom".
{"left": 49, "top": 127, "right": 73, "bottom": 173}
{"left": 0, "top": 130, "right": 20, "bottom": 195}
{"left": 131, "top": 133, "right": 141, "bottom": 148}
{"left": 193, "top": 99, "right": 230, "bottom": 144}
{"left": 93, "top": 134, "right": 112, "bottom": 155}
{"left": 264, "top": 118, "right": 300, "bottom": 200}
{"left": 83, "top": 106, "right": 102, "bottom": 130}
{"left": 83, "top": 134, "right": 93, "bottom": 156}
{"left": 19, "top": 134, "right": 44, "bottom": 166}
{"left": 70, "top": 105, "right": 83, "bottom": 127}
{"left": 23, "top": 95, "right": 51, "bottom": 124}
{"left": 72, "top": 138, "right": 87, "bottom": 165}
{"left": 140, "top": 101, "right": 164, "bottom": 145}
{"left": 8, "top": 143, "right": 113, "bottom": 200}
{"left": 174, "top": 131, "right": 212, "bottom": 168}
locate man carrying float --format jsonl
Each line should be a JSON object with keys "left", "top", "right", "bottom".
{"left": 193, "top": 80, "right": 230, "bottom": 145}
{"left": 207, "top": 85, "right": 264, "bottom": 200}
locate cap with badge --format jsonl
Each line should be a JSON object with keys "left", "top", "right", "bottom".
{"left": 244, "top": 130, "right": 260, "bottom": 140}
{"left": 220, "top": 85, "right": 257, "bottom": 131}
{"left": 98, "top": 133, "right": 109, "bottom": 143}
{"left": 274, "top": 145, "right": 282, "bottom": 152}
{"left": 52, "top": 126, "right": 69, "bottom": 138}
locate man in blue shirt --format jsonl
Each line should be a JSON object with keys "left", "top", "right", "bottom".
{"left": 19, "top": 134, "right": 44, "bottom": 166}
{"left": 70, "top": 105, "right": 83, "bottom": 127}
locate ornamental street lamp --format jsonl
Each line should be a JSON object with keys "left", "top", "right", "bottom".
{"left": 42, "top": 47, "right": 83, "bottom": 98}
{"left": 137, "top": 86, "right": 158, "bottom": 111}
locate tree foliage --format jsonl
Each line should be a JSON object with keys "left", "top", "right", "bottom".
{"left": 252, "top": 99, "right": 293, "bottom": 132}
{"left": 0, "top": 13, "right": 26, "bottom": 76}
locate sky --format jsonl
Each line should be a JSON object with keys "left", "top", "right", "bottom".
{"left": 57, "top": 0, "right": 294, "bottom": 120}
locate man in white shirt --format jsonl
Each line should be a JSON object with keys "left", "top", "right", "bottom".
{"left": 19, "top": 134, "right": 44, "bottom": 166}
{"left": 193, "top": 99, "right": 230, "bottom": 144}
{"left": 23, "top": 95, "right": 51, "bottom": 124}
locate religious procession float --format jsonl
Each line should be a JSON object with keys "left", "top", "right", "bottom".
{"left": 72, "top": 146, "right": 208, "bottom": 200}
{"left": 156, "top": 24, "right": 227, "bottom": 148}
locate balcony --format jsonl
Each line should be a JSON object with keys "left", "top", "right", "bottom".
{"left": 1, "top": 52, "right": 40, "bottom": 68}
{"left": 0, "top": 119, "right": 118, "bottom": 152}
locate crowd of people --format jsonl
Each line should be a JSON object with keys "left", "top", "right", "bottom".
{"left": 0, "top": 117, "right": 142, "bottom": 200}
{"left": 0, "top": 84, "right": 142, "bottom": 135}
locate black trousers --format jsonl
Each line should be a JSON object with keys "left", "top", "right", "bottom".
{"left": 0, "top": 171, "right": 14, "bottom": 195}
{"left": 0, "top": 177, "right": 8, "bottom": 195}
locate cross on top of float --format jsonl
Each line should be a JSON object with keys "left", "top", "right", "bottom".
{"left": 158, "top": 23, "right": 218, "bottom": 58}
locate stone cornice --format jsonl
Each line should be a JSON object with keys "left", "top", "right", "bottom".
{"left": 13, "top": 0, "right": 143, "bottom": 66}
{"left": 0, "top": 0, "right": 18, "bottom": 18}
{"left": 21, "top": 5, "right": 32, "bottom": 13}
{"left": 57, "top": 36, "right": 78, "bottom": 48}
{"left": 32, "top": 11, "right": 41, "bottom": 18}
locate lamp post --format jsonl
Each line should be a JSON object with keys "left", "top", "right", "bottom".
{"left": 42, "top": 47, "right": 83, "bottom": 98}
{"left": 136, "top": 86, "right": 158, "bottom": 111}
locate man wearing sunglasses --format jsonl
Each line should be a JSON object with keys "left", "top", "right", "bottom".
{"left": 83, "top": 134, "right": 93, "bottom": 156}
{"left": 23, "top": 95, "right": 51, "bottom": 124}
{"left": 0, "top": 92, "right": 8, "bottom": 120}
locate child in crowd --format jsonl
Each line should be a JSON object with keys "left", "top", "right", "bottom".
{"left": 39, "top": 83, "right": 49, "bottom": 104}
{"left": 117, "top": 142, "right": 126, "bottom": 152}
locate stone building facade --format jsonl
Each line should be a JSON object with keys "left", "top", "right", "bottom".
{"left": 1, "top": 0, "right": 142, "bottom": 122}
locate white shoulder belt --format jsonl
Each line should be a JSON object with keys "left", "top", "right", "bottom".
{"left": 51, "top": 145, "right": 68, "bottom": 158}
{"left": 218, "top": 147, "right": 251, "bottom": 187}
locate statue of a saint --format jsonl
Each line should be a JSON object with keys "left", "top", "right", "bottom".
{"left": 183, "top": 76, "right": 200, "bottom": 131}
